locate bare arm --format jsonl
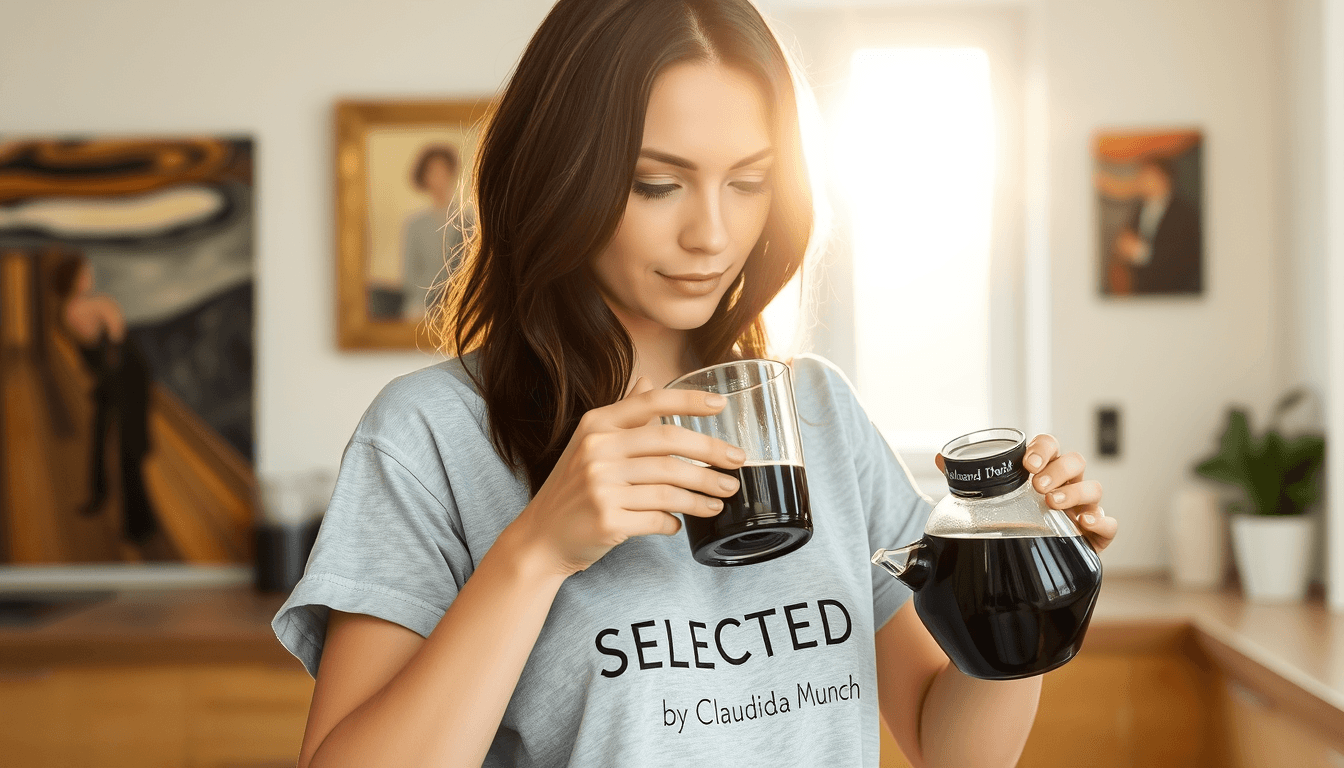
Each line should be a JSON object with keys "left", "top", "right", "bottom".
{"left": 297, "top": 379, "right": 746, "bottom": 766}
{"left": 875, "top": 601, "right": 1040, "bottom": 768}
{"left": 302, "top": 527, "right": 565, "bottom": 768}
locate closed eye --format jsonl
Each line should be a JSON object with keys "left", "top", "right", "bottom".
{"left": 633, "top": 181, "right": 679, "bottom": 200}
{"left": 731, "top": 179, "right": 769, "bottom": 195}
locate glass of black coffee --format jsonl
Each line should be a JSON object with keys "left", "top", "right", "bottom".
{"left": 872, "top": 428, "right": 1103, "bottom": 679}
{"left": 663, "top": 359, "right": 812, "bottom": 567}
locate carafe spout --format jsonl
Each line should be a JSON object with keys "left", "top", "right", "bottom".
{"left": 871, "top": 539, "right": 931, "bottom": 591}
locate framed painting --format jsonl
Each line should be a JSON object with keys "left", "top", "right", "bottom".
{"left": 1094, "top": 129, "right": 1204, "bottom": 297}
{"left": 0, "top": 136, "right": 255, "bottom": 565}
{"left": 335, "top": 99, "right": 493, "bottom": 350}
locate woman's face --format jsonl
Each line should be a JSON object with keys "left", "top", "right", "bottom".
{"left": 591, "top": 61, "right": 774, "bottom": 335}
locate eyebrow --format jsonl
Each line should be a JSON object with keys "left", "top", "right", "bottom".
{"left": 638, "top": 147, "right": 774, "bottom": 171}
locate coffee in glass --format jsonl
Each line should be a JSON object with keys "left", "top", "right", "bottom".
{"left": 663, "top": 359, "right": 812, "bottom": 566}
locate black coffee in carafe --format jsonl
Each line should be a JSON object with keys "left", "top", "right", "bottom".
{"left": 911, "top": 533, "right": 1101, "bottom": 679}
{"left": 873, "top": 428, "right": 1103, "bottom": 680}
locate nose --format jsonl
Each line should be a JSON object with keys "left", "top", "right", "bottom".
{"left": 679, "top": 187, "right": 731, "bottom": 255}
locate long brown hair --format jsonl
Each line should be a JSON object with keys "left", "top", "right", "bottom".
{"left": 431, "top": 0, "right": 817, "bottom": 495}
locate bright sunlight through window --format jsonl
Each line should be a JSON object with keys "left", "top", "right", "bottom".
{"left": 834, "top": 47, "right": 996, "bottom": 449}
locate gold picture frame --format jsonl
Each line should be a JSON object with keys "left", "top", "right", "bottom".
{"left": 335, "top": 99, "right": 493, "bottom": 350}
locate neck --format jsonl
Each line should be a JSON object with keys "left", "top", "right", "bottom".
{"left": 605, "top": 302, "right": 699, "bottom": 392}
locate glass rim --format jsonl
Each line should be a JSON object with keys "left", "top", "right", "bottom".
{"left": 664, "top": 358, "right": 790, "bottom": 396}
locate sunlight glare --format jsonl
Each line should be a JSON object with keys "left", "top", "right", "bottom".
{"left": 834, "top": 47, "right": 996, "bottom": 448}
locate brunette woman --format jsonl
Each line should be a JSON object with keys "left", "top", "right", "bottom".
{"left": 274, "top": 2, "right": 1117, "bottom": 766}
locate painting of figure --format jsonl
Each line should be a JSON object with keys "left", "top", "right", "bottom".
{"left": 335, "top": 100, "right": 491, "bottom": 349}
{"left": 365, "top": 136, "right": 476, "bottom": 322}
{"left": 0, "top": 136, "right": 254, "bottom": 564}
{"left": 1094, "top": 130, "right": 1204, "bottom": 296}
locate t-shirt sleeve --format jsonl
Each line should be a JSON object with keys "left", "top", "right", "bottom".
{"left": 271, "top": 435, "right": 471, "bottom": 679}
{"left": 820, "top": 361, "right": 934, "bottom": 631}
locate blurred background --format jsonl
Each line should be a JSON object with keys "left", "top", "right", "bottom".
{"left": 1, "top": 0, "right": 1342, "bottom": 766}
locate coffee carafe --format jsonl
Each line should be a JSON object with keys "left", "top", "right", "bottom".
{"left": 872, "top": 428, "right": 1103, "bottom": 680}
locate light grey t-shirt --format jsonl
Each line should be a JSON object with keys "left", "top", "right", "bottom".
{"left": 272, "top": 352, "right": 931, "bottom": 767}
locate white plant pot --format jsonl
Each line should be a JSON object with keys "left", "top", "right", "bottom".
{"left": 1168, "top": 482, "right": 1228, "bottom": 589}
{"left": 1230, "top": 514, "right": 1314, "bottom": 603}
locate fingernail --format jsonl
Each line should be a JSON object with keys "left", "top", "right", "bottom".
{"left": 1037, "top": 475, "right": 1052, "bottom": 489}
{"left": 1026, "top": 454, "right": 1042, "bottom": 470}
{"left": 706, "top": 393, "right": 726, "bottom": 407}
{"left": 1082, "top": 514, "right": 1096, "bottom": 526}
{"left": 720, "top": 475, "right": 740, "bottom": 492}
{"left": 727, "top": 446, "right": 746, "bottom": 462}
{"left": 1052, "top": 492, "right": 1065, "bottom": 505}
{"left": 708, "top": 498, "right": 723, "bottom": 511}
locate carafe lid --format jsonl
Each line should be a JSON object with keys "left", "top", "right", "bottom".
{"left": 941, "top": 428, "right": 1029, "bottom": 499}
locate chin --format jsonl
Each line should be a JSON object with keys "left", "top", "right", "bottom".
{"left": 650, "top": 301, "right": 721, "bottom": 331}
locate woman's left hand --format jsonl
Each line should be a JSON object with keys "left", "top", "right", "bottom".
{"left": 936, "top": 433, "right": 1118, "bottom": 552}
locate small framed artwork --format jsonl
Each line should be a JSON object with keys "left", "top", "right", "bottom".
{"left": 1094, "top": 129, "right": 1204, "bottom": 296}
{"left": 335, "top": 99, "right": 493, "bottom": 349}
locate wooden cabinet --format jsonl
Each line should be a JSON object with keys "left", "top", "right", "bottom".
{"left": 0, "top": 663, "right": 312, "bottom": 768}
{"left": 878, "top": 624, "right": 1344, "bottom": 768}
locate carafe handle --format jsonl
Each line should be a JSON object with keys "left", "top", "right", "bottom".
{"left": 871, "top": 540, "right": 931, "bottom": 591}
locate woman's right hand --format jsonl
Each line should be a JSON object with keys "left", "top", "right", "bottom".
{"left": 513, "top": 376, "right": 746, "bottom": 577}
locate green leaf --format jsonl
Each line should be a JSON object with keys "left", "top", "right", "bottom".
{"left": 1193, "top": 408, "right": 1255, "bottom": 495}
{"left": 1190, "top": 406, "right": 1326, "bottom": 516}
{"left": 1246, "top": 431, "right": 1283, "bottom": 515}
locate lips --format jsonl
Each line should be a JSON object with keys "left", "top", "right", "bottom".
{"left": 658, "top": 271, "right": 724, "bottom": 297}
{"left": 661, "top": 272, "right": 724, "bottom": 281}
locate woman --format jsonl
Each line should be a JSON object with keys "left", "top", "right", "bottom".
{"left": 273, "top": 1, "right": 1117, "bottom": 766}
{"left": 53, "top": 254, "right": 158, "bottom": 543}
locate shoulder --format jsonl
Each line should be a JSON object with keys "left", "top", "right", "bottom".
{"left": 789, "top": 353, "right": 860, "bottom": 408}
{"left": 351, "top": 352, "right": 490, "bottom": 461}
{"left": 789, "top": 353, "right": 855, "bottom": 392}
{"left": 787, "top": 353, "right": 867, "bottom": 434}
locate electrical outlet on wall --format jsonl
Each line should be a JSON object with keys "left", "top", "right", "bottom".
{"left": 1097, "top": 406, "right": 1121, "bottom": 458}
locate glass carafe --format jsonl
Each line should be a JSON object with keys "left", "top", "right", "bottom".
{"left": 872, "top": 428, "right": 1103, "bottom": 680}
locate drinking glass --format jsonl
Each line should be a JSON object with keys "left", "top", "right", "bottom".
{"left": 662, "top": 359, "right": 812, "bottom": 566}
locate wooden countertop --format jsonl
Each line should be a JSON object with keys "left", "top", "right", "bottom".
{"left": 0, "top": 576, "right": 1340, "bottom": 721}
{"left": 0, "top": 588, "right": 293, "bottom": 668}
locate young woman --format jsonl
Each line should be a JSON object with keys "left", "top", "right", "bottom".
{"left": 273, "top": 1, "right": 1118, "bottom": 766}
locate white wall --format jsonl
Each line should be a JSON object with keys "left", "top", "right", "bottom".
{"left": 1323, "top": 0, "right": 1344, "bottom": 610}
{"left": 3, "top": 0, "right": 1322, "bottom": 580}
{"left": 1040, "top": 0, "right": 1285, "bottom": 571}
{"left": 0, "top": 0, "right": 556, "bottom": 477}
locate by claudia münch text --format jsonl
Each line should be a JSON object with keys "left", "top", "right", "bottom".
{"left": 660, "top": 675, "right": 862, "bottom": 733}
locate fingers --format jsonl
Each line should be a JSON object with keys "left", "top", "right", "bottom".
{"left": 1033, "top": 451, "right": 1085, "bottom": 494}
{"left": 629, "top": 510, "right": 684, "bottom": 538}
{"left": 1023, "top": 434, "right": 1060, "bottom": 474}
{"left": 622, "top": 456, "right": 740, "bottom": 499}
{"left": 1076, "top": 507, "right": 1118, "bottom": 552}
{"left": 624, "top": 483, "right": 727, "bottom": 519}
{"left": 1044, "top": 479, "right": 1102, "bottom": 511}
{"left": 622, "top": 424, "right": 746, "bottom": 469}
{"left": 600, "top": 383, "right": 729, "bottom": 430}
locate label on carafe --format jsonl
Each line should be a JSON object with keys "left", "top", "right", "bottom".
{"left": 941, "top": 429, "right": 1029, "bottom": 499}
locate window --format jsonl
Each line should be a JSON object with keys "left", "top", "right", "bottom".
{"left": 835, "top": 47, "right": 997, "bottom": 451}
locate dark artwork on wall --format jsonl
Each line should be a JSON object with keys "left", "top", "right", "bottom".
{"left": 0, "top": 137, "right": 255, "bottom": 565}
{"left": 1094, "top": 130, "right": 1204, "bottom": 297}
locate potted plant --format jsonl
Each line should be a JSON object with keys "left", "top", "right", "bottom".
{"left": 1193, "top": 390, "right": 1325, "bottom": 602}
